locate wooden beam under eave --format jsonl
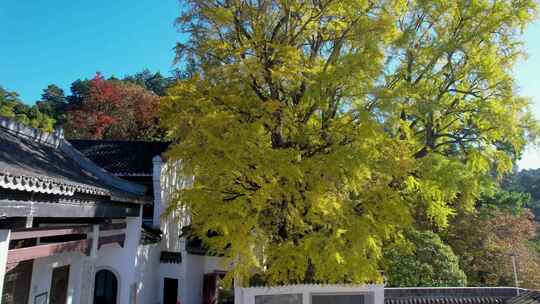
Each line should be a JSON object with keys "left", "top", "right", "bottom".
{"left": 7, "top": 239, "right": 91, "bottom": 264}
{"left": 10, "top": 225, "right": 91, "bottom": 240}
{"left": 0, "top": 198, "right": 140, "bottom": 218}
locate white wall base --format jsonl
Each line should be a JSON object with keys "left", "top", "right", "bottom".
{"left": 0, "top": 230, "right": 10, "bottom": 300}
{"left": 235, "top": 284, "right": 385, "bottom": 304}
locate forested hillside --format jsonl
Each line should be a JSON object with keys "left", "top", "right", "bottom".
{"left": 384, "top": 168, "right": 540, "bottom": 289}
{"left": 1, "top": 69, "right": 172, "bottom": 140}
{"left": 1, "top": 85, "right": 55, "bottom": 131}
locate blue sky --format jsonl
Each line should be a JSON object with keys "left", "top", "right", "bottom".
{"left": 0, "top": 0, "right": 181, "bottom": 102}
{"left": 514, "top": 21, "right": 540, "bottom": 170}
{"left": 0, "top": 1, "right": 539, "bottom": 169}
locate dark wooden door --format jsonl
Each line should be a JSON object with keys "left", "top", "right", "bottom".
{"left": 202, "top": 273, "right": 218, "bottom": 304}
{"left": 94, "top": 269, "right": 118, "bottom": 304}
{"left": 50, "top": 265, "right": 70, "bottom": 304}
{"left": 163, "top": 278, "right": 178, "bottom": 304}
{"left": 1, "top": 261, "right": 33, "bottom": 304}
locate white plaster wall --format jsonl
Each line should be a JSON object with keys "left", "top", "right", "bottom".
{"left": 160, "top": 213, "right": 183, "bottom": 253}
{"left": 28, "top": 251, "right": 85, "bottom": 304}
{"left": 154, "top": 156, "right": 233, "bottom": 304}
{"left": 158, "top": 262, "right": 183, "bottom": 304}
{"left": 24, "top": 214, "right": 156, "bottom": 304}
{"left": 182, "top": 254, "right": 205, "bottom": 304}
{"left": 135, "top": 243, "right": 161, "bottom": 304}
{"left": 158, "top": 159, "right": 190, "bottom": 253}
{"left": 163, "top": 253, "right": 228, "bottom": 304}
{"left": 235, "top": 284, "right": 385, "bottom": 304}
{"left": 95, "top": 215, "right": 142, "bottom": 304}
{"left": 0, "top": 230, "right": 10, "bottom": 298}
{"left": 155, "top": 251, "right": 204, "bottom": 304}
{"left": 154, "top": 158, "right": 233, "bottom": 304}
{"left": 152, "top": 155, "right": 164, "bottom": 229}
{"left": 155, "top": 157, "right": 195, "bottom": 304}
{"left": 203, "top": 255, "right": 228, "bottom": 274}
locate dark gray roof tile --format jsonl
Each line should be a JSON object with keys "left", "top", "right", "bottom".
{"left": 69, "top": 140, "right": 170, "bottom": 176}
{"left": 385, "top": 288, "right": 519, "bottom": 304}
{"left": 0, "top": 117, "right": 146, "bottom": 202}
{"left": 507, "top": 291, "right": 540, "bottom": 304}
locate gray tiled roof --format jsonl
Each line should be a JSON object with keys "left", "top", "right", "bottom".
{"left": 69, "top": 140, "right": 170, "bottom": 176}
{"left": 507, "top": 291, "right": 540, "bottom": 304}
{"left": 0, "top": 117, "right": 146, "bottom": 202}
{"left": 385, "top": 288, "right": 519, "bottom": 304}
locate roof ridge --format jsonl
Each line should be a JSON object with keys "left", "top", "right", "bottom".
{"left": 0, "top": 116, "right": 64, "bottom": 147}
{"left": 59, "top": 140, "right": 147, "bottom": 198}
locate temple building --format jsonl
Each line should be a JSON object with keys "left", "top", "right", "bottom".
{"left": 0, "top": 117, "right": 229, "bottom": 304}
{"left": 70, "top": 139, "right": 231, "bottom": 304}
{"left": 0, "top": 116, "right": 148, "bottom": 304}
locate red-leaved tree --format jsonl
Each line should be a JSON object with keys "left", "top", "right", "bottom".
{"left": 448, "top": 208, "right": 540, "bottom": 289}
{"left": 65, "top": 73, "right": 162, "bottom": 140}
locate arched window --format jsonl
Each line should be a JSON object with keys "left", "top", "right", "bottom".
{"left": 93, "top": 269, "right": 118, "bottom": 304}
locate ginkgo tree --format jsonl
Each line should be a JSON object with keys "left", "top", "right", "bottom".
{"left": 161, "top": 0, "right": 538, "bottom": 285}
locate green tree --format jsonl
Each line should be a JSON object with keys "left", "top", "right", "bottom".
{"left": 384, "top": 230, "right": 467, "bottom": 287}
{"left": 123, "top": 69, "right": 173, "bottom": 96}
{"left": 36, "top": 84, "right": 67, "bottom": 125}
{"left": 0, "top": 86, "right": 55, "bottom": 131}
{"left": 67, "top": 79, "right": 92, "bottom": 105}
{"left": 0, "top": 86, "right": 21, "bottom": 117}
{"left": 161, "top": 0, "right": 538, "bottom": 284}
{"left": 504, "top": 169, "right": 540, "bottom": 219}
{"left": 499, "top": 170, "right": 540, "bottom": 254}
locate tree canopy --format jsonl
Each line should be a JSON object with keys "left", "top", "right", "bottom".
{"left": 0, "top": 86, "right": 55, "bottom": 131}
{"left": 445, "top": 193, "right": 540, "bottom": 289}
{"left": 504, "top": 169, "right": 540, "bottom": 220}
{"left": 384, "top": 229, "right": 467, "bottom": 287}
{"left": 65, "top": 73, "right": 164, "bottom": 140}
{"left": 36, "top": 84, "right": 68, "bottom": 125}
{"left": 123, "top": 69, "right": 173, "bottom": 96}
{"left": 162, "top": 0, "right": 538, "bottom": 285}
{"left": 1, "top": 70, "right": 170, "bottom": 140}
